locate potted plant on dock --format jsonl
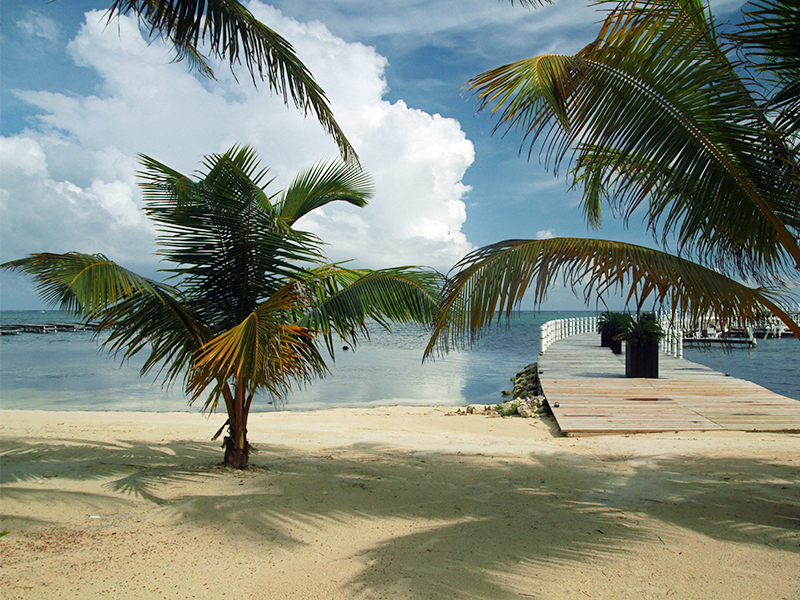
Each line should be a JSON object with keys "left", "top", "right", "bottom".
{"left": 597, "top": 311, "right": 632, "bottom": 355}
{"left": 618, "top": 313, "right": 664, "bottom": 378}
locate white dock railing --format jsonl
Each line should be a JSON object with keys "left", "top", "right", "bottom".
{"left": 540, "top": 305, "right": 800, "bottom": 358}
{"left": 539, "top": 316, "right": 598, "bottom": 355}
{"left": 539, "top": 314, "right": 683, "bottom": 358}
{"left": 658, "top": 313, "right": 683, "bottom": 359}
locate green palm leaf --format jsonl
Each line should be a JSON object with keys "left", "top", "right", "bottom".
{"left": 0, "top": 252, "right": 207, "bottom": 389}
{"left": 734, "top": 0, "right": 800, "bottom": 136}
{"left": 190, "top": 284, "right": 327, "bottom": 409}
{"left": 1, "top": 252, "right": 165, "bottom": 317}
{"left": 139, "top": 147, "right": 320, "bottom": 329}
{"left": 467, "top": 0, "right": 800, "bottom": 276}
{"left": 299, "top": 265, "right": 445, "bottom": 356}
{"left": 425, "top": 238, "right": 798, "bottom": 359}
{"left": 107, "top": 0, "right": 356, "bottom": 161}
{"left": 277, "top": 160, "right": 373, "bottom": 227}
{"left": 97, "top": 288, "right": 209, "bottom": 389}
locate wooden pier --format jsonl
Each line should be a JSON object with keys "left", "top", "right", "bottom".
{"left": 538, "top": 333, "right": 800, "bottom": 435}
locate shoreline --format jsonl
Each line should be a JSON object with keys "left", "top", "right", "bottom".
{"left": 2, "top": 406, "right": 799, "bottom": 599}
{"left": 3, "top": 310, "right": 798, "bottom": 416}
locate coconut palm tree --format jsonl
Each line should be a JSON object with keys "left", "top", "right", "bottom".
{"left": 3, "top": 147, "right": 442, "bottom": 468}
{"left": 105, "top": 0, "right": 355, "bottom": 160}
{"left": 426, "top": 0, "right": 800, "bottom": 353}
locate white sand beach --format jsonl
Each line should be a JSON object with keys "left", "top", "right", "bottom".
{"left": 1, "top": 406, "right": 799, "bottom": 599}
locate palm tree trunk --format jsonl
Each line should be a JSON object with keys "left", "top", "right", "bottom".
{"left": 223, "top": 378, "right": 250, "bottom": 468}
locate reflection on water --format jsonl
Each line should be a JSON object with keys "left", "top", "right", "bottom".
{"left": 0, "top": 310, "right": 557, "bottom": 412}
{"left": 1, "top": 310, "right": 797, "bottom": 412}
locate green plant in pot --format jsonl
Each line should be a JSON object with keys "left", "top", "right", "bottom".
{"left": 597, "top": 311, "right": 632, "bottom": 354}
{"left": 617, "top": 313, "right": 665, "bottom": 378}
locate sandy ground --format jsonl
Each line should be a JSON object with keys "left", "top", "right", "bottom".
{"left": 1, "top": 406, "right": 799, "bottom": 600}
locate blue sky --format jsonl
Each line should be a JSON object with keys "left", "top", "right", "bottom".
{"left": 1, "top": 0, "right": 746, "bottom": 310}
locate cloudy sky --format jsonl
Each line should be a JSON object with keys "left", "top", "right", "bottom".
{"left": 1, "top": 0, "right": 746, "bottom": 310}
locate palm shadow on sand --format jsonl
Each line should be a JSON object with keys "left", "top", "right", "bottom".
{"left": 2, "top": 435, "right": 798, "bottom": 599}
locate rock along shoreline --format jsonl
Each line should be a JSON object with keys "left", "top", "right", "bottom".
{"left": 448, "top": 362, "right": 550, "bottom": 419}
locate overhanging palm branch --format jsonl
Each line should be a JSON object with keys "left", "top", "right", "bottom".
{"left": 107, "top": 0, "right": 356, "bottom": 161}
{"left": 572, "top": 145, "right": 796, "bottom": 285}
{"left": 425, "top": 238, "right": 799, "bottom": 359}
{"left": 467, "top": 0, "right": 800, "bottom": 276}
{"left": 734, "top": 0, "right": 800, "bottom": 137}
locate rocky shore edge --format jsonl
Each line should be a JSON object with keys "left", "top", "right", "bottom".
{"left": 448, "top": 363, "right": 549, "bottom": 419}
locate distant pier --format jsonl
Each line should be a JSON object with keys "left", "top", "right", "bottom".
{"left": 682, "top": 333, "right": 756, "bottom": 347}
{"left": 0, "top": 322, "right": 96, "bottom": 335}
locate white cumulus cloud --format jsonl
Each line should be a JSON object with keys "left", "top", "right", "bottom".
{"left": 2, "top": 3, "right": 475, "bottom": 308}
{"left": 0, "top": 136, "right": 154, "bottom": 265}
{"left": 16, "top": 11, "right": 61, "bottom": 43}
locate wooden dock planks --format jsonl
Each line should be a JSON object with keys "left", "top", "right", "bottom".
{"left": 539, "top": 333, "right": 800, "bottom": 435}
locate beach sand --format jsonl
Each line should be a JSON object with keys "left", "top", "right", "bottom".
{"left": 1, "top": 406, "right": 798, "bottom": 599}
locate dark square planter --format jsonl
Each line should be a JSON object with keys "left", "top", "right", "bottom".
{"left": 625, "top": 340, "right": 659, "bottom": 378}
{"left": 601, "top": 331, "right": 613, "bottom": 347}
{"left": 601, "top": 331, "right": 623, "bottom": 354}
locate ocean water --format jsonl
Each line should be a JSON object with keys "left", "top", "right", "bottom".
{"left": 1, "top": 310, "right": 797, "bottom": 413}
{"left": 682, "top": 339, "right": 799, "bottom": 400}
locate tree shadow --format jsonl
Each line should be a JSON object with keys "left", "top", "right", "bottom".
{"left": 598, "top": 454, "right": 800, "bottom": 547}
{"left": 2, "top": 435, "right": 798, "bottom": 599}
{"left": 0, "top": 438, "right": 218, "bottom": 503}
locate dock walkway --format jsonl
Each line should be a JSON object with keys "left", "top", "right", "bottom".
{"left": 538, "top": 333, "right": 800, "bottom": 435}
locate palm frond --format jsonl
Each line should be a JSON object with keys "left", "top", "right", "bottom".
{"left": 572, "top": 144, "right": 799, "bottom": 281}
{"left": 166, "top": 31, "right": 216, "bottom": 79}
{"left": 468, "top": 53, "right": 584, "bottom": 134}
{"left": 106, "top": 0, "right": 357, "bottom": 161}
{"left": 466, "top": 0, "right": 800, "bottom": 275}
{"left": 96, "top": 288, "right": 209, "bottom": 389}
{"left": 734, "top": 0, "right": 800, "bottom": 136}
{"left": 0, "top": 252, "right": 206, "bottom": 392}
{"left": 138, "top": 147, "right": 319, "bottom": 328}
{"left": 0, "top": 253, "right": 165, "bottom": 317}
{"left": 189, "top": 284, "right": 327, "bottom": 409}
{"left": 276, "top": 160, "right": 373, "bottom": 227}
{"left": 425, "top": 238, "right": 798, "bottom": 359}
{"left": 299, "top": 266, "right": 445, "bottom": 357}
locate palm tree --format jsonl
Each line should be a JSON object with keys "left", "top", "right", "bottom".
{"left": 2, "top": 147, "right": 442, "bottom": 468}
{"left": 426, "top": 0, "right": 800, "bottom": 353}
{"left": 105, "top": 1, "right": 355, "bottom": 161}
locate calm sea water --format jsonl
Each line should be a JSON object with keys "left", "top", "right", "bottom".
{"left": 1, "top": 310, "right": 797, "bottom": 413}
